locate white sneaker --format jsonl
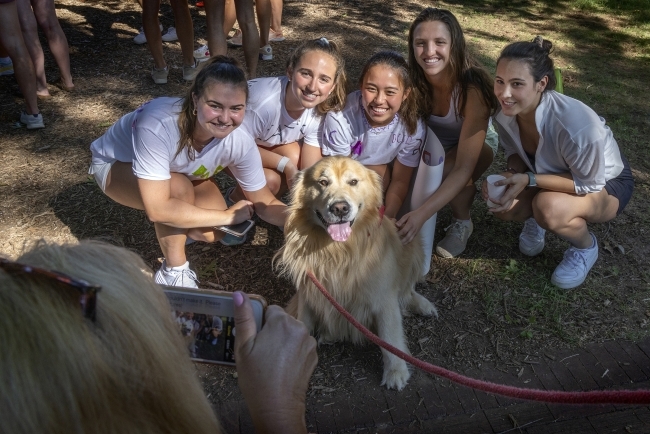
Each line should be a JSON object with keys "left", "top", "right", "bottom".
{"left": 154, "top": 260, "right": 199, "bottom": 288}
{"left": 193, "top": 44, "right": 210, "bottom": 62}
{"left": 269, "top": 29, "right": 285, "bottom": 42}
{"left": 435, "top": 218, "right": 473, "bottom": 258}
{"left": 259, "top": 45, "right": 272, "bottom": 61}
{"left": 551, "top": 232, "right": 598, "bottom": 290}
{"left": 20, "top": 111, "right": 45, "bottom": 129}
{"left": 151, "top": 65, "right": 168, "bottom": 84}
{"left": 227, "top": 30, "right": 242, "bottom": 47}
{"left": 133, "top": 24, "right": 163, "bottom": 45}
{"left": 162, "top": 26, "right": 178, "bottom": 42}
{"left": 519, "top": 217, "right": 546, "bottom": 256}
{"left": 182, "top": 60, "right": 200, "bottom": 81}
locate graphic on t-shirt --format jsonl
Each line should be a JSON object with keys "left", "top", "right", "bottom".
{"left": 192, "top": 165, "right": 224, "bottom": 179}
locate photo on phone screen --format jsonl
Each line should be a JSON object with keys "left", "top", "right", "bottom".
{"left": 163, "top": 287, "right": 265, "bottom": 365}
{"left": 217, "top": 219, "right": 255, "bottom": 238}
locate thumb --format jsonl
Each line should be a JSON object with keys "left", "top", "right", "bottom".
{"left": 233, "top": 291, "right": 257, "bottom": 356}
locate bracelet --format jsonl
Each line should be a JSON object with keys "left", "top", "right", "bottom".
{"left": 505, "top": 167, "right": 518, "bottom": 174}
{"left": 276, "top": 156, "right": 290, "bottom": 173}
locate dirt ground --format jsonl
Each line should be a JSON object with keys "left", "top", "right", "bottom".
{"left": 1, "top": 0, "right": 649, "bottom": 426}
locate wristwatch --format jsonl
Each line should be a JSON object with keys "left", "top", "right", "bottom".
{"left": 525, "top": 172, "right": 537, "bottom": 188}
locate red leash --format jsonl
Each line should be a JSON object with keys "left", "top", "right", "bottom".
{"left": 307, "top": 270, "right": 650, "bottom": 404}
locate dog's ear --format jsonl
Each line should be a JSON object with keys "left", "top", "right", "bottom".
{"left": 366, "top": 167, "right": 384, "bottom": 207}
{"left": 287, "top": 169, "right": 306, "bottom": 206}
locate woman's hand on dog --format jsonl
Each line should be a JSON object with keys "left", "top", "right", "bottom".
{"left": 396, "top": 209, "right": 428, "bottom": 244}
{"left": 234, "top": 292, "right": 317, "bottom": 434}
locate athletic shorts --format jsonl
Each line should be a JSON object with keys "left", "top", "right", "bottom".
{"left": 604, "top": 152, "right": 634, "bottom": 216}
{"left": 88, "top": 157, "right": 117, "bottom": 192}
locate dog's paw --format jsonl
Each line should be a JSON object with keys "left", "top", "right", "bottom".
{"left": 412, "top": 292, "right": 438, "bottom": 318}
{"left": 381, "top": 364, "right": 411, "bottom": 390}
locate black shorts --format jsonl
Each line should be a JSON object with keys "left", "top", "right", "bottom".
{"left": 604, "top": 152, "right": 634, "bottom": 215}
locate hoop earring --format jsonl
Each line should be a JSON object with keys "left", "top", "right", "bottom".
{"left": 193, "top": 107, "right": 197, "bottom": 116}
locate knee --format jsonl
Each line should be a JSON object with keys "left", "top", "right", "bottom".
{"left": 265, "top": 171, "right": 282, "bottom": 195}
{"left": 531, "top": 192, "right": 564, "bottom": 231}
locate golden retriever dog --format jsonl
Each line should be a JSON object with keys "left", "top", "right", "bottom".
{"left": 275, "top": 156, "right": 437, "bottom": 390}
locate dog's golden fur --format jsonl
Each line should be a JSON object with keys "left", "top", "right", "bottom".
{"left": 275, "top": 156, "right": 436, "bottom": 390}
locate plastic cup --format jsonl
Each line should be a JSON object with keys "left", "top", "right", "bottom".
{"left": 486, "top": 174, "right": 507, "bottom": 208}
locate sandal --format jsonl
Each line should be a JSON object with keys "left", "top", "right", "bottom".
{"left": 55, "top": 79, "right": 75, "bottom": 92}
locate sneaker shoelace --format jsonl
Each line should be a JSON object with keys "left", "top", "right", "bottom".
{"left": 169, "top": 268, "right": 199, "bottom": 286}
{"left": 444, "top": 221, "right": 468, "bottom": 240}
{"left": 560, "top": 247, "right": 588, "bottom": 270}
{"left": 522, "top": 219, "right": 543, "bottom": 240}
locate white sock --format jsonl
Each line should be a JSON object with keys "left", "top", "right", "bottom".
{"left": 165, "top": 261, "right": 190, "bottom": 272}
{"left": 454, "top": 217, "right": 471, "bottom": 226}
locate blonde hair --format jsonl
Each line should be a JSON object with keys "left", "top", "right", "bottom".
{"left": 286, "top": 37, "right": 348, "bottom": 114}
{"left": 0, "top": 240, "right": 221, "bottom": 434}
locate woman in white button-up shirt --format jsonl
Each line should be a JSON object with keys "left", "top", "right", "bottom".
{"left": 484, "top": 36, "right": 634, "bottom": 290}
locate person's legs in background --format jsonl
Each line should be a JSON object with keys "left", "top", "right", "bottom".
{"left": 269, "top": 0, "right": 283, "bottom": 41}
{"left": 0, "top": 0, "right": 43, "bottom": 128}
{"left": 15, "top": 0, "right": 50, "bottom": 97}
{"left": 169, "top": 0, "right": 197, "bottom": 81}
{"left": 29, "top": 0, "right": 74, "bottom": 91}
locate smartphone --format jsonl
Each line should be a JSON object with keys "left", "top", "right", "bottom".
{"left": 162, "top": 286, "right": 267, "bottom": 366}
{"left": 216, "top": 219, "right": 255, "bottom": 237}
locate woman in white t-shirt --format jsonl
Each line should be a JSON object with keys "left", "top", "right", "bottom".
{"left": 482, "top": 37, "right": 633, "bottom": 290}
{"left": 88, "top": 56, "right": 286, "bottom": 288}
{"left": 322, "top": 51, "right": 425, "bottom": 218}
{"left": 228, "top": 37, "right": 347, "bottom": 203}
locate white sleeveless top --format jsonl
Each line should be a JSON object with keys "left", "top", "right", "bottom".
{"left": 426, "top": 88, "right": 462, "bottom": 152}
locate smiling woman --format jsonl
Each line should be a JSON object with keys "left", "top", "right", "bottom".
{"left": 87, "top": 56, "right": 287, "bottom": 288}
{"left": 397, "top": 8, "right": 499, "bottom": 258}
{"left": 483, "top": 37, "right": 634, "bottom": 290}
{"left": 321, "top": 51, "right": 424, "bottom": 219}
{"left": 227, "top": 37, "right": 348, "bottom": 205}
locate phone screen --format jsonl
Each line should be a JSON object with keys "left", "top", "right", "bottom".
{"left": 163, "top": 288, "right": 265, "bottom": 365}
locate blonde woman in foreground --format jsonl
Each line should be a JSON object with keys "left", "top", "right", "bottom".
{"left": 0, "top": 240, "right": 316, "bottom": 434}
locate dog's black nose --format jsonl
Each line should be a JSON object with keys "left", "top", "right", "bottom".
{"left": 329, "top": 201, "right": 349, "bottom": 217}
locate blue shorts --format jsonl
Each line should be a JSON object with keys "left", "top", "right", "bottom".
{"left": 604, "top": 152, "right": 634, "bottom": 216}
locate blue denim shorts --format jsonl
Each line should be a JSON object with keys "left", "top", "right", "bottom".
{"left": 604, "top": 153, "right": 634, "bottom": 215}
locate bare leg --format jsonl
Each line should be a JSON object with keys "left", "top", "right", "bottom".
{"left": 104, "top": 164, "right": 228, "bottom": 266}
{"left": 170, "top": 0, "right": 194, "bottom": 67}
{"left": 224, "top": 0, "right": 237, "bottom": 36}
{"left": 204, "top": 0, "right": 227, "bottom": 57}
{"left": 255, "top": 0, "right": 270, "bottom": 48}
{"left": 142, "top": 0, "right": 165, "bottom": 69}
{"left": 15, "top": 0, "right": 50, "bottom": 97}
{"left": 234, "top": 0, "right": 259, "bottom": 78}
{"left": 30, "top": 0, "right": 74, "bottom": 90}
{"left": 0, "top": 1, "right": 40, "bottom": 115}
{"left": 269, "top": 0, "right": 282, "bottom": 35}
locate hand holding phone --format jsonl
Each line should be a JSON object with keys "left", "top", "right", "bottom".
{"left": 216, "top": 219, "right": 255, "bottom": 237}
{"left": 234, "top": 292, "right": 317, "bottom": 434}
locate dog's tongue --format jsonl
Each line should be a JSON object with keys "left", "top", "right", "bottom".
{"left": 327, "top": 222, "right": 351, "bottom": 242}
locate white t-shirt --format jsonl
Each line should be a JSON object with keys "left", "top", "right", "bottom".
{"left": 241, "top": 76, "right": 323, "bottom": 148}
{"left": 89, "top": 97, "right": 266, "bottom": 192}
{"left": 321, "top": 91, "right": 424, "bottom": 167}
{"left": 494, "top": 91, "right": 624, "bottom": 195}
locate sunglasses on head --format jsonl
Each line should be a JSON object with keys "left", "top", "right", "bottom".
{"left": 0, "top": 258, "right": 101, "bottom": 322}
